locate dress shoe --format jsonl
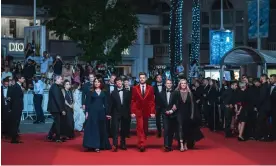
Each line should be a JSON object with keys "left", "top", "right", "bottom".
{"left": 238, "top": 136, "right": 246, "bottom": 141}
{"left": 11, "top": 140, "right": 23, "bottom": 144}
{"left": 112, "top": 145, "right": 118, "bottom": 152}
{"left": 46, "top": 136, "right": 53, "bottom": 141}
{"left": 139, "top": 146, "right": 145, "bottom": 152}
{"left": 164, "top": 147, "right": 172, "bottom": 152}
{"left": 120, "top": 144, "right": 127, "bottom": 150}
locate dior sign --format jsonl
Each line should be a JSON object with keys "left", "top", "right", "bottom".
{"left": 8, "top": 42, "right": 24, "bottom": 52}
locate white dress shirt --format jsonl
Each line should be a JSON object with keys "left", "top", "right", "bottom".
{"left": 140, "top": 84, "right": 146, "bottom": 94}
{"left": 109, "top": 84, "right": 115, "bottom": 94}
{"left": 157, "top": 83, "right": 162, "bottom": 92}
{"left": 166, "top": 89, "right": 171, "bottom": 105}
{"left": 118, "top": 88, "right": 123, "bottom": 104}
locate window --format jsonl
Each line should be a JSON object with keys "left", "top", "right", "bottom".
{"left": 162, "top": 30, "right": 169, "bottom": 43}
{"left": 235, "top": 26, "right": 243, "bottom": 43}
{"left": 201, "top": 27, "right": 209, "bottom": 43}
{"left": 224, "top": 11, "right": 233, "bottom": 25}
{"left": 211, "top": 11, "right": 220, "bottom": 25}
{"left": 162, "top": 14, "right": 170, "bottom": 26}
{"left": 269, "top": 25, "right": 276, "bottom": 42}
{"left": 201, "top": 12, "right": 209, "bottom": 24}
{"left": 236, "top": 11, "right": 244, "bottom": 24}
{"left": 270, "top": 10, "right": 276, "bottom": 25}
{"left": 150, "top": 29, "right": 161, "bottom": 44}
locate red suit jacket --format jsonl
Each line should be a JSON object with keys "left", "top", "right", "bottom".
{"left": 131, "top": 84, "right": 155, "bottom": 117}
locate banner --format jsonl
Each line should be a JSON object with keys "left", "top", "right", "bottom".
{"left": 210, "top": 30, "right": 234, "bottom": 65}
{"left": 248, "top": 0, "right": 270, "bottom": 39}
{"left": 24, "top": 26, "right": 47, "bottom": 59}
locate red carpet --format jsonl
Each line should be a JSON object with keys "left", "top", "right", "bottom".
{"left": 2, "top": 128, "right": 276, "bottom": 165}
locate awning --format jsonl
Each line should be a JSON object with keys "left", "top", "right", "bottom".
{"left": 220, "top": 46, "right": 276, "bottom": 66}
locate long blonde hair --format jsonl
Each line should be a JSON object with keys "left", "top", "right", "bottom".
{"left": 175, "top": 79, "right": 191, "bottom": 92}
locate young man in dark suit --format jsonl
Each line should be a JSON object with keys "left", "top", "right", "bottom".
{"left": 153, "top": 74, "right": 166, "bottom": 137}
{"left": 124, "top": 79, "right": 132, "bottom": 137}
{"left": 160, "top": 79, "right": 176, "bottom": 152}
{"left": 109, "top": 77, "right": 131, "bottom": 151}
{"left": 1, "top": 77, "right": 12, "bottom": 137}
{"left": 105, "top": 74, "right": 117, "bottom": 137}
{"left": 9, "top": 74, "right": 25, "bottom": 144}
{"left": 47, "top": 75, "right": 66, "bottom": 142}
{"left": 269, "top": 74, "right": 276, "bottom": 141}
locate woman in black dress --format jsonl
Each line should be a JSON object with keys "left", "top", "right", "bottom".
{"left": 235, "top": 82, "right": 248, "bottom": 141}
{"left": 172, "top": 79, "right": 196, "bottom": 152}
{"left": 61, "top": 80, "right": 75, "bottom": 139}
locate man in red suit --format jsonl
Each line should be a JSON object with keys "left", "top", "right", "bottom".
{"left": 131, "top": 72, "right": 155, "bottom": 152}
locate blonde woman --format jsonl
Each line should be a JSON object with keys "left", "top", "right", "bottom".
{"left": 172, "top": 79, "right": 194, "bottom": 152}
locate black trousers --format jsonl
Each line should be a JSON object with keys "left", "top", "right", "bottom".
{"left": 246, "top": 110, "right": 257, "bottom": 138}
{"left": 255, "top": 111, "right": 269, "bottom": 139}
{"left": 224, "top": 106, "right": 233, "bottom": 136}
{"left": 111, "top": 115, "right": 129, "bottom": 146}
{"left": 48, "top": 112, "right": 61, "bottom": 139}
{"left": 61, "top": 107, "right": 74, "bottom": 138}
{"left": 33, "top": 94, "right": 44, "bottom": 121}
{"left": 1, "top": 105, "right": 10, "bottom": 136}
{"left": 208, "top": 103, "right": 219, "bottom": 131}
{"left": 272, "top": 111, "right": 276, "bottom": 140}
{"left": 106, "top": 119, "right": 112, "bottom": 137}
{"left": 10, "top": 109, "right": 22, "bottom": 141}
{"left": 163, "top": 115, "right": 177, "bottom": 148}
{"left": 155, "top": 107, "right": 163, "bottom": 134}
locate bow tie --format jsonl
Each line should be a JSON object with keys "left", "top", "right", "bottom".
{"left": 157, "top": 84, "right": 162, "bottom": 87}
{"left": 118, "top": 89, "right": 123, "bottom": 92}
{"left": 110, "top": 84, "right": 114, "bottom": 87}
{"left": 125, "top": 88, "right": 130, "bottom": 91}
{"left": 166, "top": 90, "right": 171, "bottom": 92}
{"left": 3, "top": 86, "right": 7, "bottom": 89}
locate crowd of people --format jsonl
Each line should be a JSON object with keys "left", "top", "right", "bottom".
{"left": 1, "top": 55, "right": 276, "bottom": 152}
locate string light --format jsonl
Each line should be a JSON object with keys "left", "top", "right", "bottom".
{"left": 190, "top": 0, "right": 200, "bottom": 64}
{"left": 169, "top": 0, "right": 184, "bottom": 82}
{"left": 210, "top": 30, "right": 234, "bottom": 65}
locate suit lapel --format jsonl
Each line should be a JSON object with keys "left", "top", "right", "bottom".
{"left": 144, "top": 85, "right": 150, "bottom": 99}
{"left": 136, "top": 85, "right": 143, "bottom": 99}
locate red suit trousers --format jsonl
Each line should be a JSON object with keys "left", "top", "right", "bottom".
{"left": 136, "top": 116, "right": 149, "bottom": 147}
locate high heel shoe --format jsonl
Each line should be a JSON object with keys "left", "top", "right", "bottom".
{"left": 95, "top": 149, "right": 100, "bottom": 153}
{"left": 238, "top": 136, "right": 245, "bottom": 141}
{"left": 180, "top": 141, "right": 185, "bottom": 152}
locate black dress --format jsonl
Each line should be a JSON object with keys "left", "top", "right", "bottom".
{"left": 61, "top": 90, "right": 75, "bottom": 138}
{"left": 235, "top": 89, "right": 249, "bottom": 123}
{"left": 173, "top": 91, "right": 204, "bottom": 143}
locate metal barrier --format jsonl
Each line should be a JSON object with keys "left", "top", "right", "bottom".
{"left": 22, "top": 90, "right": 51, "bottom": 121}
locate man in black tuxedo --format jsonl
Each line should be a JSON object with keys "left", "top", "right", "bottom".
{"left": 124, "top": 79, "right": 132, "bottom": 137}
{"left": 221, "top": 81, "right": 238, "bottom": 137}
{"left": 9, "top": 74, "right": 25, "bottom": 143}
{"left": 82, "top": 73, "right": 95, "bottom": 111}
{"left": 269, "top": 74, "right": 276, "bottom": 141}
{"left": 105, "top": 74, "right": 117, "bottom": 137}
{"left": 200, "top": 78, "right": 209, "bottom": 125}
{"left": 1, "top": 77, "right": 12, "bottom": 137}
{"left": 153, "top": 74, "right": 165, "bottom": 137}
{"left": 160, "top": 79, "right": 176, "bottom": 152}
{"left": 256, "top": 74, "right": 271, "bottom": 141}
{"left": 109, "top": 77, "right": 131, "bottom": 151}
{"left": 47, "top": 75, "right": 66, "bottom": 142}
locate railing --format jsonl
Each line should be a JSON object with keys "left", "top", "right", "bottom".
{"left": 268, "top": 42, "right": 276, "bottom": 50}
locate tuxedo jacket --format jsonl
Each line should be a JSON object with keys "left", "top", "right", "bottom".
{"left": 258, "top": 82, "right": 271, "bottom": 112}
{"left": 1, "top": 85, "right": 12, "bottom": 111}
{"left": 160, "top": 89, "right": 176, "bottom": 118}
{"left": 153, "top": 84, "right": 166, "bottom": 108}
{"left": 109, "top": 89, "right": 131, "bottom": 118}
{"left": 47, "top": 83, "right": 65, "bottom": 113}
{"left": 131, "top": 84, "right": 155, "bottom": 117}
{"left": 10, "top": 83, "right": 24, "bottom": 112}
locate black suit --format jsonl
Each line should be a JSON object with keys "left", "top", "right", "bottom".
{"left": 125, "top": 87, "right": 132, "bottom": 135}
{"left": 9, "top": 83, "right": 24, "bottom": 142}
{"left": 160, "top": 89, "right": 176, "bottom": 148}
{"left": 47, "top": 83, "right": 65, "bottom": 140}
{"left": 256, "top": 82, "right": 271, "bottom": 139}
{"left": 109, "top": 88, "right": 131, "bottom": 146}
{"left": 221, "top": 88, "right": 235, "bottom": 136}
{"left": 270, "top": 85, "right": 276, "bottom": 140}
{"left": 154, "top": 84, "right": 166, "bottom": 135}
{"left": 105, "top": 84, "right": 117, "bottom": 137}
{"left": 1, "top": 85, "right": 12, "bottom": 136}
